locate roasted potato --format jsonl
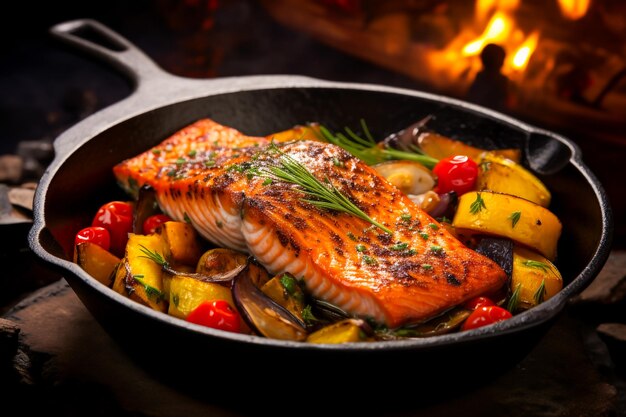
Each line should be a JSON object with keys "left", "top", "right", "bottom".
{"left": 74, "top": 242, "right": 120, "bottom": 286}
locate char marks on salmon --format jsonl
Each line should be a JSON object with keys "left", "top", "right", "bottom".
{"left": 114, "top": 119, "right": 507, "bottom": 328}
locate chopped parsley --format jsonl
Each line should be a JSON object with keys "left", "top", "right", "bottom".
{"left": 347, "top": 232, "right": 358, "bottom": 241}
{"left": 332, "top": 157, "right": 345, "bottom": 168}
{"left": 204, "top": 160, "right": 216, "bottom": 167}
{"left": 262, "top": 178, "right": 272, "bottom": 186}
{"left": 421, "top": 264, "right": 432, "bottom": 270}
{"left": 302, "top": 305, "right": 319, "bottom": 324}
{"left": 430, "top": 245, "right": 443, "bottom": 253}
{"left": 428, "top": 223, "right": 439, "bottom": 230}
{"left": 184, "top": 213, "right": 191, "bottom": 224}
{"left": 356, "top": 244, "right": 366, "bottom": 252}
{"left": 400, "top": 213, "right": 412, "bottom": 222}
{"left": 175, "top": 157, "right": 186, "bottom": 166}
{"left": 280, "top": 274, "right": 298, "bottom": 295}
{"left": 362, "top": 255, "right": 377, "bottom": 265}
{"left": 188, "top": 149, "right": 197, "bottom": 158}
{"left": 391, "top": 242, "right": 409, "bottom": 251}
{"left": 419, "top": 232, "right": 429, "bottom": 240}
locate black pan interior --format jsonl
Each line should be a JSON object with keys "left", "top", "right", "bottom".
{"left": 44, "top": 87, "right": 596, "bottom": 286}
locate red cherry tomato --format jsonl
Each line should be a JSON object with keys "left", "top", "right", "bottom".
{"left": 186, "top": 300, "right": 241, "bottom": 333}
{"left": 74, "top": 226, "right": 111, "bottom": 251}
{"left": 142, "top": 214, "right": 172, "bottom": 235}
{"left": 462, "top": 305, "right": 512, "bottom": 331}
{"left": 91, "top": 201, "right": 133, "bottom": 256}
{"left": 464, "top": 296, "right": 496, "bottom": 310}
{"left": 432, "top": 155, "right": 478, "bottom": 196}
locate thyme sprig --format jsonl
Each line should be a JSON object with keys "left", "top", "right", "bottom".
{"left": 507, "top": 283, "right": 522, "bottom": 313}
{"left": 317, "top": 120, "right": 438, "bottom": 169}
{"left": 534, "top": 279, "right": 547, "bottom": 305}
{"left": 261, "top": 145, "right": 392, "bottom": 234}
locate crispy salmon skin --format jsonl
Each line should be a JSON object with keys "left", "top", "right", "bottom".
{"left": 114, "top": 119, "right": 507, "bottom": 328}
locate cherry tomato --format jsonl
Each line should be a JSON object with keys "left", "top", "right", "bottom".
{"left": 91, "top": 201, "right": 133, "bottom": 256}
{"left": 142, "top": 214, "right": 172, "bottom": 235}
{"left": 186, "top": 300, "right": 241, "bottom": 333}
{"left": 464, "top": 296, "right": 496, "bottom": 310}
{"left": 462, "top": 305, "right": 512, "bottom": 331}
{"left": 74, "top": 226, "right": 111, "bottom": 251}
{"left": 432, "top": 155, "right": 478, "bottom": 196}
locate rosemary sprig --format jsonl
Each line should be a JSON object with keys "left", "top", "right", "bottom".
{"left": 139, "top": 245, "right": 169, "bottom": 269}
{"left": 509, "top": 211, "right": 521, "bottom": 228}
{"left": 261, "top": 146, "right": 393, "bottom": 234}
{"left": 507, "top": 283, "right": 522, "bottom": 313}
{"left": 470, "top": 193, "right": 486, "bottom": 214}
{"left": 523, "top": 260, "right": 550, "bottom": 272}
{"left": 534, "top": 279, "right": 547, "bottom": 305}
{"left": 317, "top": 120, "right": 438, "bottom": 169}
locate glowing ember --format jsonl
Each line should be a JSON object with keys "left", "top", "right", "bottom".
{"left": 557, "top": 0, "right": 591, "bottom": 20}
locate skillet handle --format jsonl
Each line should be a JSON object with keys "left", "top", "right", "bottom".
{"left": 50, "top": 19, "right": 170, "bottom": 86}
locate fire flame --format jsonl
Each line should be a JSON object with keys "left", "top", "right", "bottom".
{"left": 462, "top": 12, "right": 513, "bottom": 56}
{"left": 511, "top": 31, "right": 540, "bottom": 71}
{"left": 557, "top": 0, "right": 591, "bottom": 20}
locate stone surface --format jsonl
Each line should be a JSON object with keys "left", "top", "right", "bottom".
{"left": 1, "top": 279, "right": 620, "bottom": 417}
{"left": 574, "top": 250, "right": 626, "bottom": 305}
{"left": 0, "top": 155, "right": 23, "bottom": 183}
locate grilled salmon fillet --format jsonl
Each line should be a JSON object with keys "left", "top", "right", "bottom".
{"left": 114, "top": 119, "right": 507, "bottom": 328}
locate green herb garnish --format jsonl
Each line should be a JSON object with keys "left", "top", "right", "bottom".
{"left": 391, "top": 242, "right": 409, "bottom": 251}
{"left": 523, "top": 260, "right": 550, "bottom": 272}
{"left": 347, "top": 232, "right": 358, "bottom": 241}
{"left": 430, "top": 245, "right": 443, "bottom": 253}
{"left": 261, "top": 145, "right": 392, "bottom": 234}
{"left": 204, "top": 160, "right": 216, "bottom": 167}
{"left": 470, "top": 193, "right": 486, "bottom": 214}
{"left": 356, "top": 244, "right": 366, "bottom": 252}
{"left": 133, "top": 275, "right": 165, "bottom": 303}
{"left": 280, "top": 274, "right": 298, "bottom": 295}
{"left": 422, "top": 264, "right": 432, "bottom": 270}
{"left": 184, "top": 213, "right": 191, "bottom": 224}
{"left": 216, "top": 220, "right": 223, "bottom": 228}
{"left": 507, "top": 283, "right": 522, "bottom": 313}
{"left": 262, "top": 178, "right": 272, "bottom": 186}
{"left": 362, "top": 255, "right": 378, "bottom": 265}
{"left": 534, "top": 279, "right": 547, "bottom": 305}
{"left": 175, "top": 157, "right": 185, "bottom": 166}
{"left": 302, "top": 305, "right": 319, "bottom": 324}
{"left": 138, "top": 245, "right": 169, "bottom": 269}
{"left": 188, "top": 149, "right": 197, "bottom": 158}
{"left": 419, "top": 232, "right": 429, "bottom": 240}
{"left": 332, "top": 157, "right": 345, "bottom": 168}
{"left": 428, "top": 223, "right": 439, "bottom": 230}
{"left": 400, "top": 213, "right": 412, "bottom": 222}
{"left": 509, "top": 211, "right": 521, "bottom": 228}
{"left": 152, "top": 149, "right": 161, "bottom": 155}
{"left": 317, "top": 120, "right": 438, "bottom": 169}
{"left": 172, "top": 294, "right": 180, "bottom": 307}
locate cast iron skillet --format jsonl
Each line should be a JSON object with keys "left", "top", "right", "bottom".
{"left": 29, "top": 20, "right": 612, "bottom": 405}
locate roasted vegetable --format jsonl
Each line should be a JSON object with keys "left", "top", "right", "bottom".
{"left": 74, "top": 241, "right": 121, "bottom": 286}
{"left": 373, "top": 160, "right": 435, "bottom": 195}
{"left": 118, "top": 233, "right": 168, "bottom": 312}
{"left": 417, "top": 132, "right": 520, "bottom": 163}
{"left": 261, "top": 273, "right": 306, "bottom": 320}
{"left": 452, "top": 191, "right": 561, "bottom": 260}
{"left": 168, "top": 274, "right": 236, "bottom": 319}
{"left": 196, "top": 248, "right": 248, "bottom": 277}
{"left": 474, "top": 237, "right": 514, "bottom": 278}
{"left": 232, "top": 262, "right": 307, "bottom": 341}
{"left": 511, "top": 246, "right": 562, "bottom": 309}
{"left": 157, "top": 221, "right": 203, "bottom": 267}
{"left": 307, "top": 319, "right": 369, "bottom": 344}
{"left": 267, "top": 123, "right": 322, "bottom": 143}
{"left": 477, "top": 153, "right": 551, "bottom": 207}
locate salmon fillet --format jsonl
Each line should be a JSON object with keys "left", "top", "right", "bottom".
{"left": 114, "top": 119, "right": 507, "bottom": 328}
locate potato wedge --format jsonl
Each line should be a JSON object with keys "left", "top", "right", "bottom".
{"left": 417, "top": 132, "right": 521, "bottom": 163}
{"left": 168, "top": 274, "right": 235, "bottom": 319}
{"left": 123, "top": 233, "right": 168, "bottom": 312}
{"left": 267, "top": 123, "right": 322, "bottom": 143}
{"left": 511, "top": 246, "right": 562, "bottom": 309}
{"left": 477, "top": 153, "right": 551, "bottom": 207}
{"left": 157, "top": 221, "right": 203, "bottom": 267}
{"left": 307, "top": 319, "right": 367, "bottom": 344}
{"left": 74, "top": 242, "right": 120, "bottom": 286}
{"left": 452, "top": 191, "right": 561, "bottom": 260}
{"left": 373, "top": 160, "right": 435, "bottom": 195}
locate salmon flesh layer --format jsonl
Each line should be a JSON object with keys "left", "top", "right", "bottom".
{"left": 114, "top": 119, "right": 507, "bottom": 328}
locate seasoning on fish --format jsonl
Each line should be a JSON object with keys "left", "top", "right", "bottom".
{"left": 113, "top": 119, "right": 507, "bottom": 328}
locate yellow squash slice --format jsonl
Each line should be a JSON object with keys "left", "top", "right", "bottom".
{"left": 511, "top": 246, "right": 563, "bottom": 309}
{"left": 452, "top": 191, "right": 561, "bottom": 260}
{"left": 477, "top": 153, "right": 551, "bottom": 207}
